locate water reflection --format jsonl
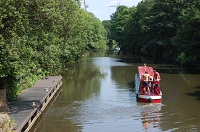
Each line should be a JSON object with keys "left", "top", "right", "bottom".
{"left": 187, "top": 86, "right": 200, "bottom": 100}
{"left": 61, "top": 57, "right": 103, "bottom": 101}
{"left": 32, "top": 53, "right": 200, "bottom": 132}
{"left": 138, "top": 103, "right": 162, "bottom": 131}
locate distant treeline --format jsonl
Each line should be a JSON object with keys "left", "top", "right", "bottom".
{"left": 102, "top": 0, "right": 200, "bottom": 65}
{"left": 0, "top": 0, "right": 108, "bottom": 99}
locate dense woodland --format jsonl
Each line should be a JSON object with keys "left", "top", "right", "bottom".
{"left": 103, "top": 0, "right": 200, "bottom": 65}
{"left": 0, "top": 0, "right": 107, "bottom": 99}
{"left": 1, "top": 0, "right": 200, "bottom": 99}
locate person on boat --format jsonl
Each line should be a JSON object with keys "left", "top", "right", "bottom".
{"left": 141, "top": 71, "right": 153, "bottom": 93}
{"left": 153, "top": 70, "right": 161, "bottom": 82}
{"left": 153, "top": 70, "right": 161, "bottom": 94}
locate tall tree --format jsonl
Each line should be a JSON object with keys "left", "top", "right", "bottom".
{"left": 102, "top": 20, "right": 112, "bottom": 49}
{"left": 0, "top": 0, "right": 107, "bottom": 99}
{"left": 110, "top": 5, "right": 131, "bottom": 54}
{"left": 172, "top": 0, "right": 200, "bottom": 65}
{"left": 123, "top": 0, "right": 153, "bottom": 56}
{"left": 139, "top": 0, "right": 184, "bottom": 61}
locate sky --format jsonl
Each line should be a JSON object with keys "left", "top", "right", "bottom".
{"left": 81, "top": 0, "right": 142, "bottom": 21}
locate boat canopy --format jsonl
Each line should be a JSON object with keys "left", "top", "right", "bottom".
{"left": 138, "top": 66, "right": 154, "bottom": 80}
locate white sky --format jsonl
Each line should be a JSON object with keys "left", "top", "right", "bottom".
{"left": 81, "top": 0, "right": 142, "bottom": 21}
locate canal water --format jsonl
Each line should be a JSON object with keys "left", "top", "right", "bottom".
{"left": 33, "top": 52, "right": 200, "bottom": 132}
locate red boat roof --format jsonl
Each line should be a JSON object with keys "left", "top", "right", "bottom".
{"left": 138, "top": 65, "right": 154, "bottom": 80}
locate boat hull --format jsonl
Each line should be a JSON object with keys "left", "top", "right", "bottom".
{"left": 137, "top": 94, "right": 162, "bottom": 103}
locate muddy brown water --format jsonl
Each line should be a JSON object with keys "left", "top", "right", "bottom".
{"left": 32, "top": 53, "right": 200, "bottom": 132}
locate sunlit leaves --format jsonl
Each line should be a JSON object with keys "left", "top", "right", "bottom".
{"left": 0, "top": 0, "right": 107, "bottom": 99}
{"left": 110, "top": 6, "right": 132, "bottom": 53}
{"left": 109, "top": 0, "right": 199, "bottom": 65}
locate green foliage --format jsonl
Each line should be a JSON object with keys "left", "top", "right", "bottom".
{"left": 172, "top": 1, "right": 200, "bottom": 65}
{"left": 124, "top": 1, "right": 153, "bottom": 56}
{"left": 139, "top": 0, "right": 183, "bottom": 61}
{"left": 109, "top": 0, "right": 200, "bottom": 65}
{"left": 0, "top": 0, "right": 107, "bottom": 99}
{"left": 110, "top": 5, "right": 133, "bottom": 54}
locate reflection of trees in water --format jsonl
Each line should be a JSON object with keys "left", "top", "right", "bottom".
{"left": 187, "top": 86, "right": 200, "bottom": 100}
{"left": 61, "top": 59, "right": 103, "bottom": 101}
{"left": 117, "top": 57, "right": 142, "bottom": 64}
{"left": 139, "top": 104, "right": 162, "bottom": 130}
{"left": 47, "top": 58, "right": 105, "bottom": 132}
{"left": 111, "top": 66, "right": 136, "bottom": 89}
{"left": 156, "top": 65, "right": 200, "bottom": 75}
{"left": 156, "top": 64, "right": 200, "bottom": 131}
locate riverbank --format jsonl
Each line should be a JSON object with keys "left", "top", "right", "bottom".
{"left": 7, "top": 76, "right": 62, "bottom": 132}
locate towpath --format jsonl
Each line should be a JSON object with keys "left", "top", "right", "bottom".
{"left": 8, "top": 76, "right": 62, "bottom": 131}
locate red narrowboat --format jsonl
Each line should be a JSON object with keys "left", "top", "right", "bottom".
{"left": 135, "top": 65, "right": 162, "bottom": 103}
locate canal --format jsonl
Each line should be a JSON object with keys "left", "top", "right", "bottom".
{"left": 32, "top": 52, "right": 200, "bottom": 132}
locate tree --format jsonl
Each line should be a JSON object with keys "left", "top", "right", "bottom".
{"left": 0, "top": 0, "right": 108, "bottom": 99}
{"left": 172, "top": 0, "right": 200, "bottom": 65}
{"left": 123, "top": 0, "right": 153, "bottom": 56}
{"left": 139, "top": 0, "right": 185, "bottom": 61}
{"left": 102, "top": 20, "right": 112, "bottom": 49}
{"left": 110, "top": 5, "right": 131, "bottom": 54}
